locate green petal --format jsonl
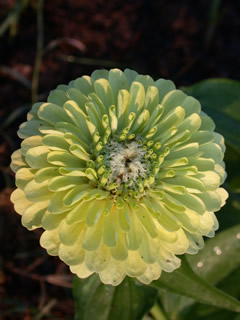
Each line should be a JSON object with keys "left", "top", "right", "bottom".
{"left": 123, "top": 68, "right": 138, "bottom": 85}
{"left": 91, "top": 69, "right": 109, "bottom": 81}
{"left": 47, "top": 150, "right": 84, "bottom": 167}
{"left": 161, "top": 89, "right": 187, "bottom": 116}
{"left": 74, "top": 75, "right": 93, "bottom": 95}
{"left": 128, "top": 81, "right": 145, "bottom": 114}
{"left": 85, "top": 200, "right": 105, "bottom": 227}
{"left": 63, "top": 185, "right": 92, "bottom": 206}
{"left": 10, "top": 149, "right": 27, "bottom": 173}
{"left": 48, "top": 190, "right": 71, "bottom": 213}
{"left": 18, "top": 120, "right": 45, "bottom": 138}
{"left": 42, "top": 134, "right": 69, "bottom": 151}
{"left": 154, "top": 78, "right": 176, "bottom": 102}
{"left": 200, "top": 143, "right": 223, "bottom": 163}
{"left": 38, "top": 102, "right": 70, "bottom": 125}
{"left": 59, "top": 220, "right": 85, "bottom": 245}
{"left": 66, "top": 88, "right": 88, "bottom": 113}
{"left": 162, "top": 228, "right": 189, "bottom": 254}
{"left": 198, "top": 171, "right": 221, "bottom": 190}
{"left": 116, "top": 89, "right": 130, "bottom": 123}
{"left": 34, "top": 167, "right": 59, "bottom": 183}
{"left": 144, "top": 86, "right": 160, "bottom": 113}
{"left": 110, "top": 230, "right": 128, "bottom": 261}
{"left": 155, "top": 106, "right": 185, "bottom": 137}
{"left": 108, "top": 68, "right": 129, "bottom": 101}
{"left": 181, "top": 96, "right": 201, "bottom": 116}
{"left": 200, "top": 111, "right": 215, "bottom": 131}
{"left": 24, "top": 179, "right": 52, "bottom": 202}
{"left": 126, "top": 210, "right": 143, "bottom": 250}
{"left": 47, "top": 89, "right": 68, "bottom": 106}
{"left": 40, "top": 229, "right": 61, "bottom": 256}
{"left": 21, "top": 135, "right": 43, "bottom": 156}
{"left": 65, "top": 201, "right": 89, "bottom": 224}
{"left": 157, "top": 245, "right": 181, "bottom": 272}
{"left": 25, "top": 146, "right": 50, "bottom": 168}
{"left": 63, "top": 101, "right": 90, "bottom": 140}
{"left": 10, "top": 188, "right": 32, "bottom": 215}
{"left": 70, "top": 262, "right": 93, "bottom": 279}
{"left": 136, "top": 207, "right": 158, "bottom": 238}
{"left": 48, "top": 176, "right": 81, "bottom": 192}
{"left": 197, "top": 191, "right": 224, "bottom": 212}
{"left": 82, "top": 216, "right": 103, "bottom": 251}
{"left": 118, "top": 205, "right": 130, "bottom": 232}
{"left": 94, "top": 78, "right": 114, "bottom": 109}
{"left": 103, "top": 207, "right": 118, "bottom": 247}
{"left": 16, "top": 168, "right": 35, "bottom": 190}
{"left": 125, "top": 250, "right": 147, "bottom": 277}
{"left": 137, "top": 263, "right": 162, "bottom": 284}
{"left": 59, "top": 232, "right": 85, "bottom": 265}
{"left": 85, "top": 243, "right": 110, "bottom": 271}
{"left": 22, "top": 200, "right": 48, "bottom": 230}
{"left": 42, "top": 211, "right": 67, "bottom": 230}
{"left": 99, "top": 258, "right": 125, "bottom": 286}
{"left": 138, "top": 231, "right": 159, "bottom": 263}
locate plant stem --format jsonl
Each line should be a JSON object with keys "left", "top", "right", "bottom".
{"left": 32, "top": 0, "right": 44, "bottom": 104}
{"left": 205, "top": 0, "right": 222, "bottom": 49}
{"left": 150, "top": 303, "right": 168, "bottom": 320}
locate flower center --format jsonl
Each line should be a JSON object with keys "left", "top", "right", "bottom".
{"left": 108, "top": 141, "right": 147, "bottom": 184}
{"left": 95, "top": 140, "right": 157, "bottom": 199}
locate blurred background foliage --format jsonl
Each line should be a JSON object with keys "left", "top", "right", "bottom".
{"left": 0, "top": 0, "right": 240, "bottom": 319}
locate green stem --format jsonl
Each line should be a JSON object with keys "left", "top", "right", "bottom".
{"left": 32, "top": 0, "right": 44, "bottom": 103}
{"left": 150, "top": 303, "right": 168, "bottom": 320}
{"left": 205, "top": 0, "right": 222, "bottom": 49}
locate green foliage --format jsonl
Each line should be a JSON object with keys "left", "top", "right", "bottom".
{"left": 73, "top": 275, "right": 157, "bottom": 320}
{"left": 150, "top": 256, "right": 240, "bottom": 312}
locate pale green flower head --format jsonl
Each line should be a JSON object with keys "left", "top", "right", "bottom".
{"left": 10, "top": 69, "right": 228, "bottom": 286}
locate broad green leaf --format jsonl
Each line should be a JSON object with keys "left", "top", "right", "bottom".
{"left": 182, "top": 78, "right": 240, "bottom": 154}
{"left": 73, "top": 275, "right": 157, "bottom": 320}
{"left": 150, "top": 256, "right": 240, "bottom": 312}
{"left": 182, "top": 268, "right": 240, "bottom": 320}
{"left": 187, "top": 224, "right": 240, "bottom": 284}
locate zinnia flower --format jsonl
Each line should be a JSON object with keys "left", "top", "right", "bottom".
{"left": 10, "top": 68, "right": 228, "bottom": 285}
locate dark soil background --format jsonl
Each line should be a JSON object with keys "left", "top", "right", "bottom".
{"left": 0, "top": 0, "right": 239, "bottom": 319}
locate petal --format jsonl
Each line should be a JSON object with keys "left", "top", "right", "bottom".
{"left": 137, "top": 263, "right": 162, "bottom": 284}
{"left": 10, "top": 188, "right": 32, "bottom": 215}
{"left": 24, "top": 179, "right": 52, "bottom": 202}
{"left": 38, "top": 102, "right": 70, "bottom": 125}
{"left": 22, "top": 200, "right": 49, "bottom": 230}
{"left": 59, "top": 220, "right": 85, "bottom": 245}
{"left": 25, "top": 146, "right": 50, "bottom": 168}
{"left": 99, "top": 258, "right": 125, "bottom": 286}
{"left": 10, "top": 149, "right": 27, "bottom": 173}
{"left": 70, "top": 262, "right": 93, "bottom": 279}
{"left": 59, "top": 232, "right": 85, "bottom": 266}
{"left": 16, "top": 168, "right": 35, "bottom": 189}
{"left": 125, "top": 251, "right": 147, "bottom": 277}
{"left": 40, "top": 229, "right": 61, "bottom": 256}
{"left": 85, "top": 242, "right": 110, "bottom": 272}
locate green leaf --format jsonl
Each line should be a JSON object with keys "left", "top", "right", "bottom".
{"left": 73, "top": 275, "right": 157, "bottom": 320}
{"left": 182, "top": 268, "right": 240, "bottom": 320}
{"left": 182, "top": 78, "right": 240, "bottom": 154}
{"left": 187, "top": 224, "right": 240, "bottom": 285}
{"left": 150, "top": 256, "right": 240, "bottom": 312}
